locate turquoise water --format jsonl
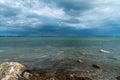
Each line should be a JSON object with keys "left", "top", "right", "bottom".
{"left": 0, "top": 37, "right": 120, "bottom": 72}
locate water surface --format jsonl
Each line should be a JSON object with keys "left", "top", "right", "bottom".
{"left": 0, "top": 37, "right": 120, "bottom": 74}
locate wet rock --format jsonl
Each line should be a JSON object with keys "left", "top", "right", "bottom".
{"left": 0, "top": 62, "right": 26, "bottom": 80}
{"left": 74, "top": 75, "right": 93, "bottom": 80}
{"left": 69, "top": 74, "right": 74, "bottom": 78}
{"left": 77, "top": 59, "right": 83, "bottom": 63}
{"left": 117, "top": 75, "right": 120, "bottom": 80}
{"left": 23, "top": 72, "right": 32, "bottom": 79}
{"left": 92, "top": 64, "right": 102, "bottom": 69}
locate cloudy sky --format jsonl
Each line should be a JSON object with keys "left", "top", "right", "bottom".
{"left": 0, "top": 0, "right": 120, "bottom": 36}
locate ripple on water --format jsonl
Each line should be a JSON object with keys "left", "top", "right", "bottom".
{"left": 0, "top": 50, "right": 4, "bottom": 53}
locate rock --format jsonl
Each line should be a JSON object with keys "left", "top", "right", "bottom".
{"left": 69, "top": 74, "right": 74, "bottom": 78}
{"left": 92, "top": 64, "right": 102, "bottom": 69}
{"left": 74, "top": 75, "right": 93, "bottom": 80}
{"left": 1, "top": 75, "right": 17, "bottom": 80}
{"left": 0, "top": 62, "right": 26, "bottom": 80}
{"left": 23, "top": 72, "right": 32, "bottom": 79}
{"left": 117, "top": 75, "right": 120, "bottom": 80}
{"left": 77, "top": 59, "right": 83, "bottom": 63}
{"left": 99, "top": 49, "right": 110, "bottom": 53}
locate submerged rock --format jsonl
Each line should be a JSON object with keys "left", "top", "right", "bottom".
{"left": 0, "top": 62, "right": 26, "bottom": 80}
{"left": 77, "top": 59, "right": 83, "bottom": 63}
{"left": 92, "top": 64, "right": 102, "bottom": 69}
{"left": 117, "top": 75, "right": 120, "bottom": 80}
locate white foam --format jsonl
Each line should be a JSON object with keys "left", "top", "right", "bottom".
{"left": 99, "top": 49, "right": 110, "bottom": 53}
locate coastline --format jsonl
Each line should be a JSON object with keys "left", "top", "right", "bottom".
{"left": 18, "top": 59, "right": 117, "bottom": 80}
{"left": 19, "top": 58, "right": 119, "bottom": 80}
{"left": 0, "top": 55, "right": 119, "bottom": 80}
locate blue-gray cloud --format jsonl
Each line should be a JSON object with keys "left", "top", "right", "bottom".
{"left": 0, "top": 4, "right": 20, "bottom": 17}
{"left": 43, "top": 0, "right": 95, "bottom": 16}
{"left": 0, "top": 0, "right": 120, "bottom": 36}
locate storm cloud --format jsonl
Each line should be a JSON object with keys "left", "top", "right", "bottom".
{"left": 0, "top": 0, "right": 120, "bottom": 36}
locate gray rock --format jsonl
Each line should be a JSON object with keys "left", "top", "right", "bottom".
{"left": 1, "top": 75, "right": 17, "bottom": 80}
{"left": 0, "top": 62, "right": 26, "bottom": 80}
{"left": 23, "top": 72, "right": 32, "bottom": 79}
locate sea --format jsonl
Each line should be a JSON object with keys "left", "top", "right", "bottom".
{"left": 0, "top": 36, "right": 120, "bottom": 75}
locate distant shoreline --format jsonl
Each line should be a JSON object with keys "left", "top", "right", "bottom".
{"left": 0, "top": 36, "right": 120, "bottom": 37}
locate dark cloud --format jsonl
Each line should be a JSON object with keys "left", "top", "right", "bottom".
{"left": 0, "top": 4, "right": 20, "bottom": 17}
{"left": 0, "top": 24, "right": 98, "bottom": 36}
{"left": 44, "top": 0, "right": 95, "bottom": 16}
{"left": 0, "top": 0, "right": 120, "bottom": 36}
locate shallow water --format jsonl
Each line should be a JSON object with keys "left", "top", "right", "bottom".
{"left": 0, "top": 37, "right": 120, "bottom": 75}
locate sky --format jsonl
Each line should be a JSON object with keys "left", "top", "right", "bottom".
{"left": 0, "top": 0, "right": 120, "bottom": 36}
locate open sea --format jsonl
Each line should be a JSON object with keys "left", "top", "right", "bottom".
{"left": 0, "top": 36, "right": 120, "bottom": 76}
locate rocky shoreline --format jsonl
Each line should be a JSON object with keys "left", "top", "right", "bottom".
{"left": 19, "top": 70, "right": 93, "bottom": 80}
{"left": 18, "top": 68, "right": 117, "bottom": 80}
{"left": 0, "top": 61, "right": 119, "bottom": 80}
